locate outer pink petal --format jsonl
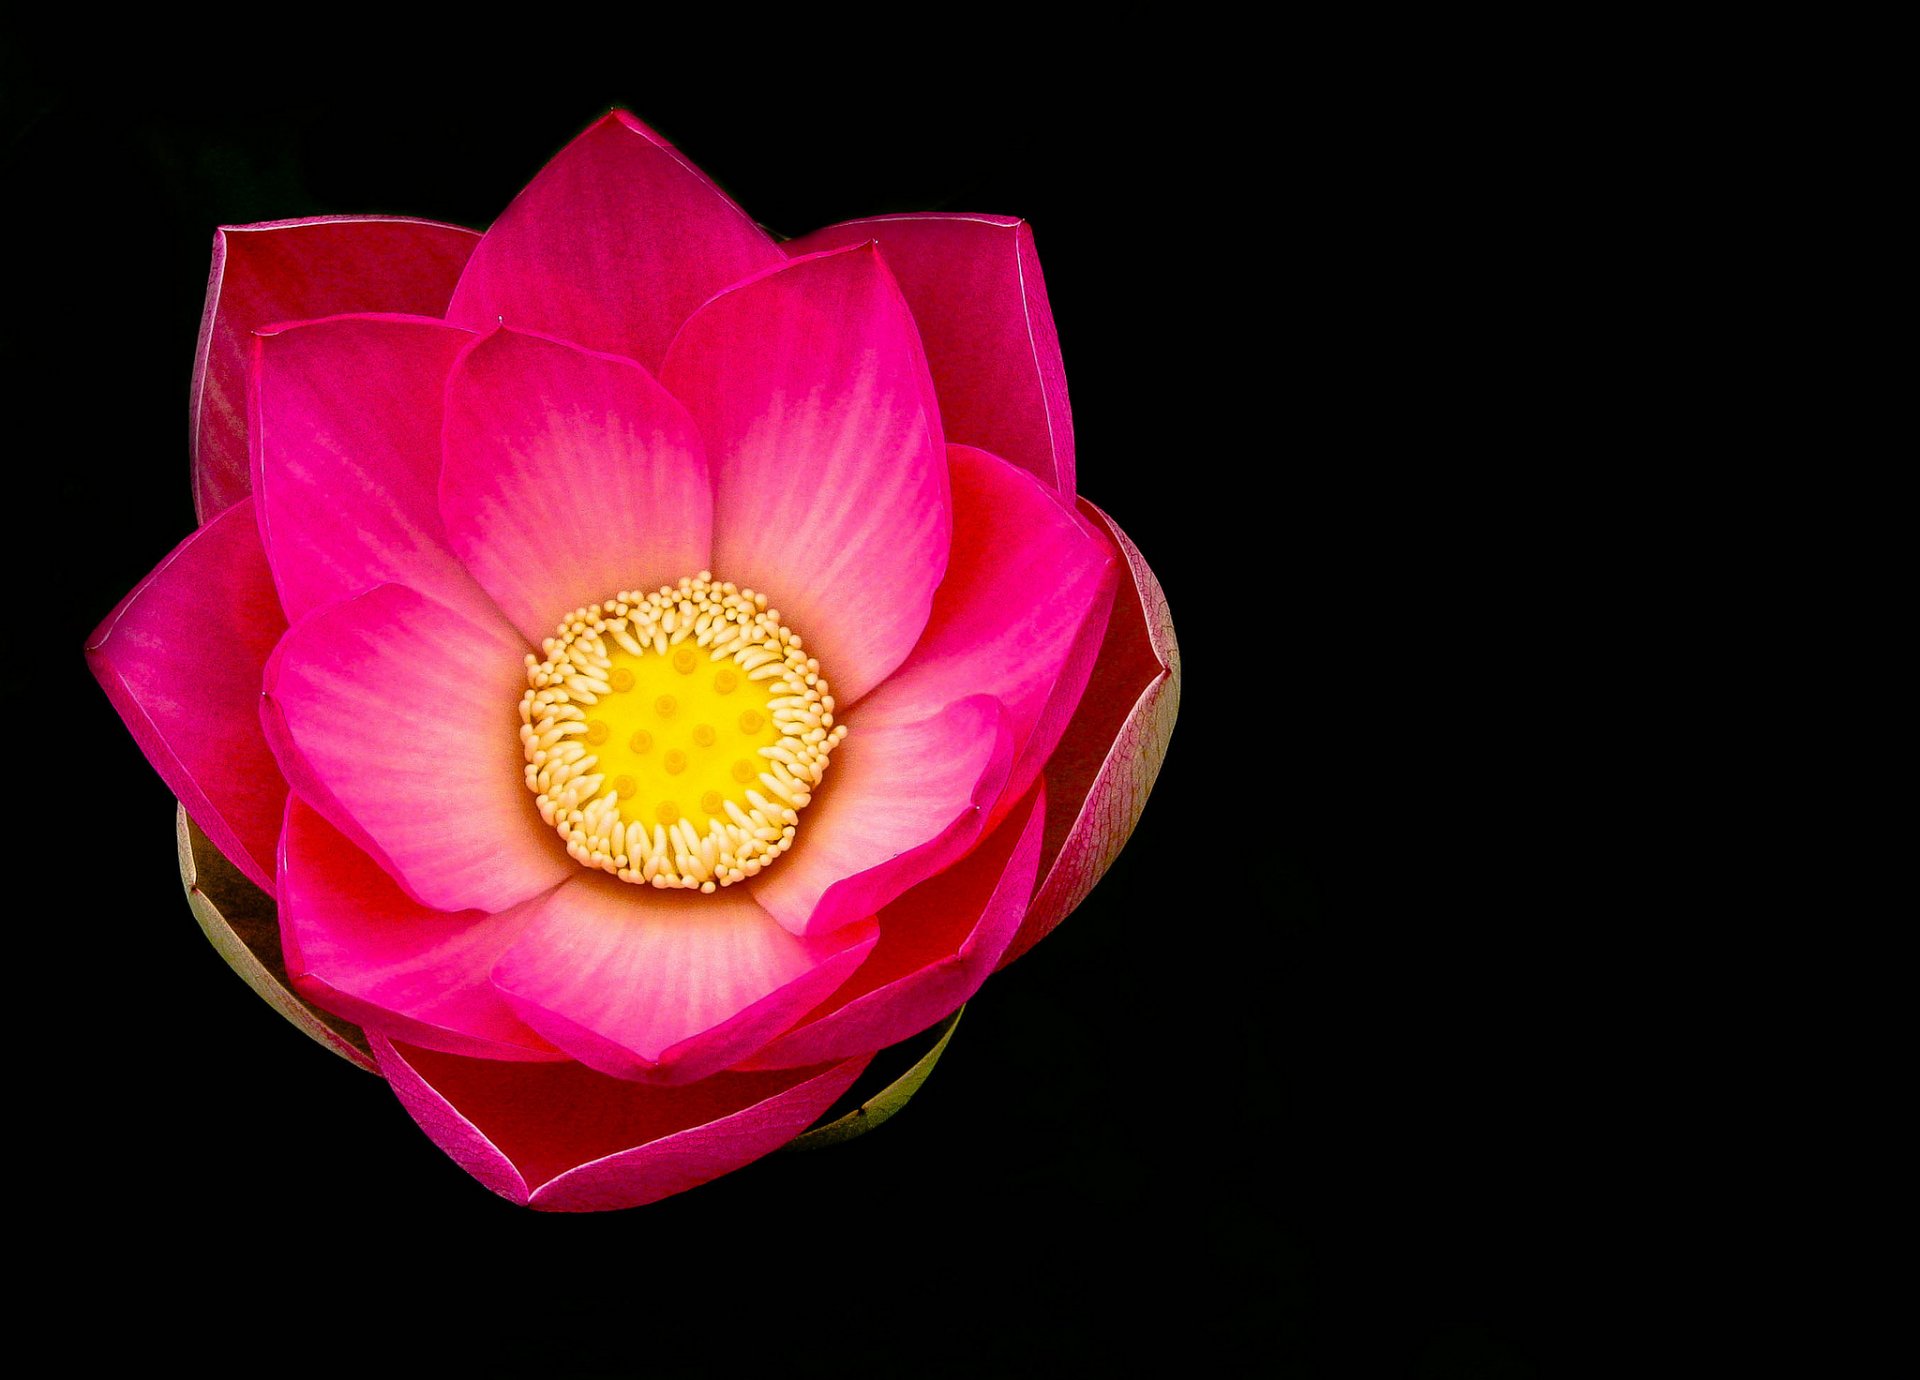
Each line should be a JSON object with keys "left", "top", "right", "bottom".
{"left": 87, "top": 499, "right": 287, "bottom": 893}
{"left": 277, "top": 797, "right": 560, "bottom": 1062}
{"left": 439, "top": 327, "right": 713, "bottom": 645}
{"left": 492, "top": 877, "right": 877, "bottom": 1085}
{"left": 444, "top": 111, "right": 784, "bottom": 374}
{"left": 260, "top": 582, "right": 572, "bottom": 914}
{"left": 250, "top": 312, "right": 499, "bottom": 627}
{"left": 785, "top": 213, "right": 1074, "bottom": 494}
{"left": 373, "top": 1034, "right": 868, "bottom": 1211}
{"left": 1000, "top": 502, "right": 1180, "bottom": 968}
{"left": 745, "top": 780, "right": 1045, "bottom": 1069}
{"left": 660, "top": 244, "right": 949, "bottom": 705}
{"left": 750, "top": 694, "right": 1015, "bottom": 938}
{"left": 859, "top": 444, "right": 1117, "bottom": 817}
{"left": 193, "top": 216, "right": 478, "bottom": 522}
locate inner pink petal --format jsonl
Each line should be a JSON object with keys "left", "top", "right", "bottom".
{"left": 278, "top": 797, "right": 560, "bottom": 1062}
{"left": 261, "top": 582, "right": 573, "bottom": 915}
{"left": 660, "top": 244, "right": 950, "bottom": 706}
{"left": 440, "top": 327, "right": 713, "bottom": 646}
{"left": 444, "top": 111, "right": 784, "bottom": 374}
{"left": 492, "top": 875, "right": 877, "bottom": 1084}
{"left": 250, "top": 312, "right": 497, "bottom": 628}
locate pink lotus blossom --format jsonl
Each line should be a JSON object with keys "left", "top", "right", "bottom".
{"left": 86, "top": 110, "right": 1179, "bottom": 1211}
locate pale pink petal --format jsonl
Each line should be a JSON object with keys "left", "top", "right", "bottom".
{"left": 87, "top": 499, "right": 287, "bottom": 893}
{"left": 492, "top": 877, "right": 876, "bottom": 1084}
{"left": 860, "top": 444, "right": 1117, "bottom": 817}
{"left": 1000, "top": 503, "right": 1180, "bottom": 968}
{"left": 193, "top": 216, "right": 478, "bottom": 521}
{"left": 785, "top": 213, "right": 1073, "bottom": 494}
{"left": 373, "top": 1034, "right": 868, "bottom": 1211}
{"left": 278, "top": 797, "right": 560, "bottom": 1062}
{"left": 439, "top": 327, "right": 713, "bottom": 645}
{"left": 744, "top": 781, "right": 1045, "bottom": 1069}
{"left": 445, "top": 111, "right": 784, "bottom": 373}
{"left": 751, "top": 695, "right": 1014, "bottom": 938}
{"left": 260, "top": 582, "right": 572, "bottom": 914}
{"left": 660, "top": 244, "right": 949, "bottom": 705}
{"left": 250, "top": 312, "right": 500, "bottom": 627}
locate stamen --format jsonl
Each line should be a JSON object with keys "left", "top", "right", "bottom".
{"left": 519, "top": 572, "right": 848, "bottom": 890}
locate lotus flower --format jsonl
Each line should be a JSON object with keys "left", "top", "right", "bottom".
{"left": 86, "top": 110, "right": 1179, "bottom": 1211}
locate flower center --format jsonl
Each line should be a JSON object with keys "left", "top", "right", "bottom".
{"left": 519, "top": 572, "right": 846, "bottom": 892}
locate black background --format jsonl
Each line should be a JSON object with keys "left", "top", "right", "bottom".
{"left": 10, "top": 30, "right": 1584, "bottom": 1378}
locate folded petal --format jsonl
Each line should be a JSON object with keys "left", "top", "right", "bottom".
{"left": 660, "top": 244, "right": 949, "bottom": 705}
{"left": 278, "top": 797, "right": 560, "bottom": 1062}
{"left": 860, "top": 444, "right": 1117, "bottom": 817}
{"left": 745, "top": 780, "right": 1045, "bottom": 1069}
{"left": 88, "top": 499, "right": 287, "bottom": 893}
{"left": 445, "top": 111, "right": 784, "bottom": 373}
{"left": 750, "top": 694, "right": 1014, "bottom": 938}
{"left": 194, "top": 216, "right": 478, "bottom": 521}
{"left": 439, "top": 326, "right": 713, "bottom": 645}
{"left": 1000, "top": 503, "right": 1179, "bottom": 968}
{"left": 260, "top": 582, "right": 573, "bottom": 914}
{"left": 492, "top": 877, "right": 876, "bottom": 1084}
{"left": 250, "top": 312, "right": 499, "bottom": 627}
{"left": 373, "top": 1035, "right": 869, "bottom": 1211}
{"left": 785, "top": 213, "right": 1074, "bottom": 494}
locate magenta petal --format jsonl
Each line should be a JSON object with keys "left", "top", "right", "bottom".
{"left": 278, "top": 797, "right": 560, "bottom": 1062}
{"left": 1000, "top": 503, "right": 1180, "bottom": 968}
{"left": 660, "top": 244, "right": 949, "bottom": 705}
{"left": 439, "top": 327, "right": 712, "bottom": 644}
{"left": 193, "top": 217, "right": 478, "bottom": 522}
{"left": 88, "top": 499, "right": 287, "bottom": 893}
{"left": 251, "top": 312, "right": 499, "bottom": 627}
{"left": 785, "top": 213, "right": 1074, "bottom": 494}
{"left": 261, "top": 582, "right": 573, "bottom": 914}
{"left": 862, "top": 444, "right": 1117, "bottom": 815}
{"left": 373, "top": 1034, "right": 868, "bottom": 1211}
{"left": 751, "top": 694, "right": 1015, "bottom": 938}
{"left": 445, "top": 111, "right": 784, "bottom": 374}
{"left": 492, "top": 877, "right": 877, "bottom": 1085}
{"left": 745, "top": 780, "right": 1045, "bottom": 1069}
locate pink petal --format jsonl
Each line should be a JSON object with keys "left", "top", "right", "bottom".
{"left": 250, "top": 312, "right": 500, "bottom": 627}
{"left": 745, "top": 780, "right": 1046, "bottom": 1069}
{"left": 492, "top": 877, "right": 877, "bottom": 1084}
{"left": 751, "top": 694, "right": 1015, "bottom": 938}
{"left": 785, "top": 213, "right": 1074, "bottom": 494}
{"left": 193, "top": 216, "right": 478, "bottom": 522}
{"left": 277, "top": 797, "right": 560, "bottom": 1062}
{"left": 660, "top": 244, "right": 949, "bottom": 705}
{"left": 260, "top": 582, "right": 573, "bottom": 914}
{"left": 439, "top": 326, "right": 713, "bottom": 645}
{"left": 860, "top": 444, "right": 1117, "bottom": 818}
{"left": 87, "top": 499, "right": 287, "bottom": 893}
{"left": 373, "top": 1034, "right": 868, "bottom": 1211}
{"left": 444, "top": 111, "right": 784, "bottom": 373}
{"left": 1000, "top": 503, "right": 1180, "bottom": 968}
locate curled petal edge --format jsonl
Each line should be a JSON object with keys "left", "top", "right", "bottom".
{"left": 998, "top": 500, "right": 1180, "bottom": 969}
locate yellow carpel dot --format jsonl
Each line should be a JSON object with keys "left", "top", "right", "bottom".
{"left": 517, "top": 572, "right": 848, "bottom": 892}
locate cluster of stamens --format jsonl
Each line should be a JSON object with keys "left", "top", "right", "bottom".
{"left": 519, "top": 572, "right": 847, "bottom": 892}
